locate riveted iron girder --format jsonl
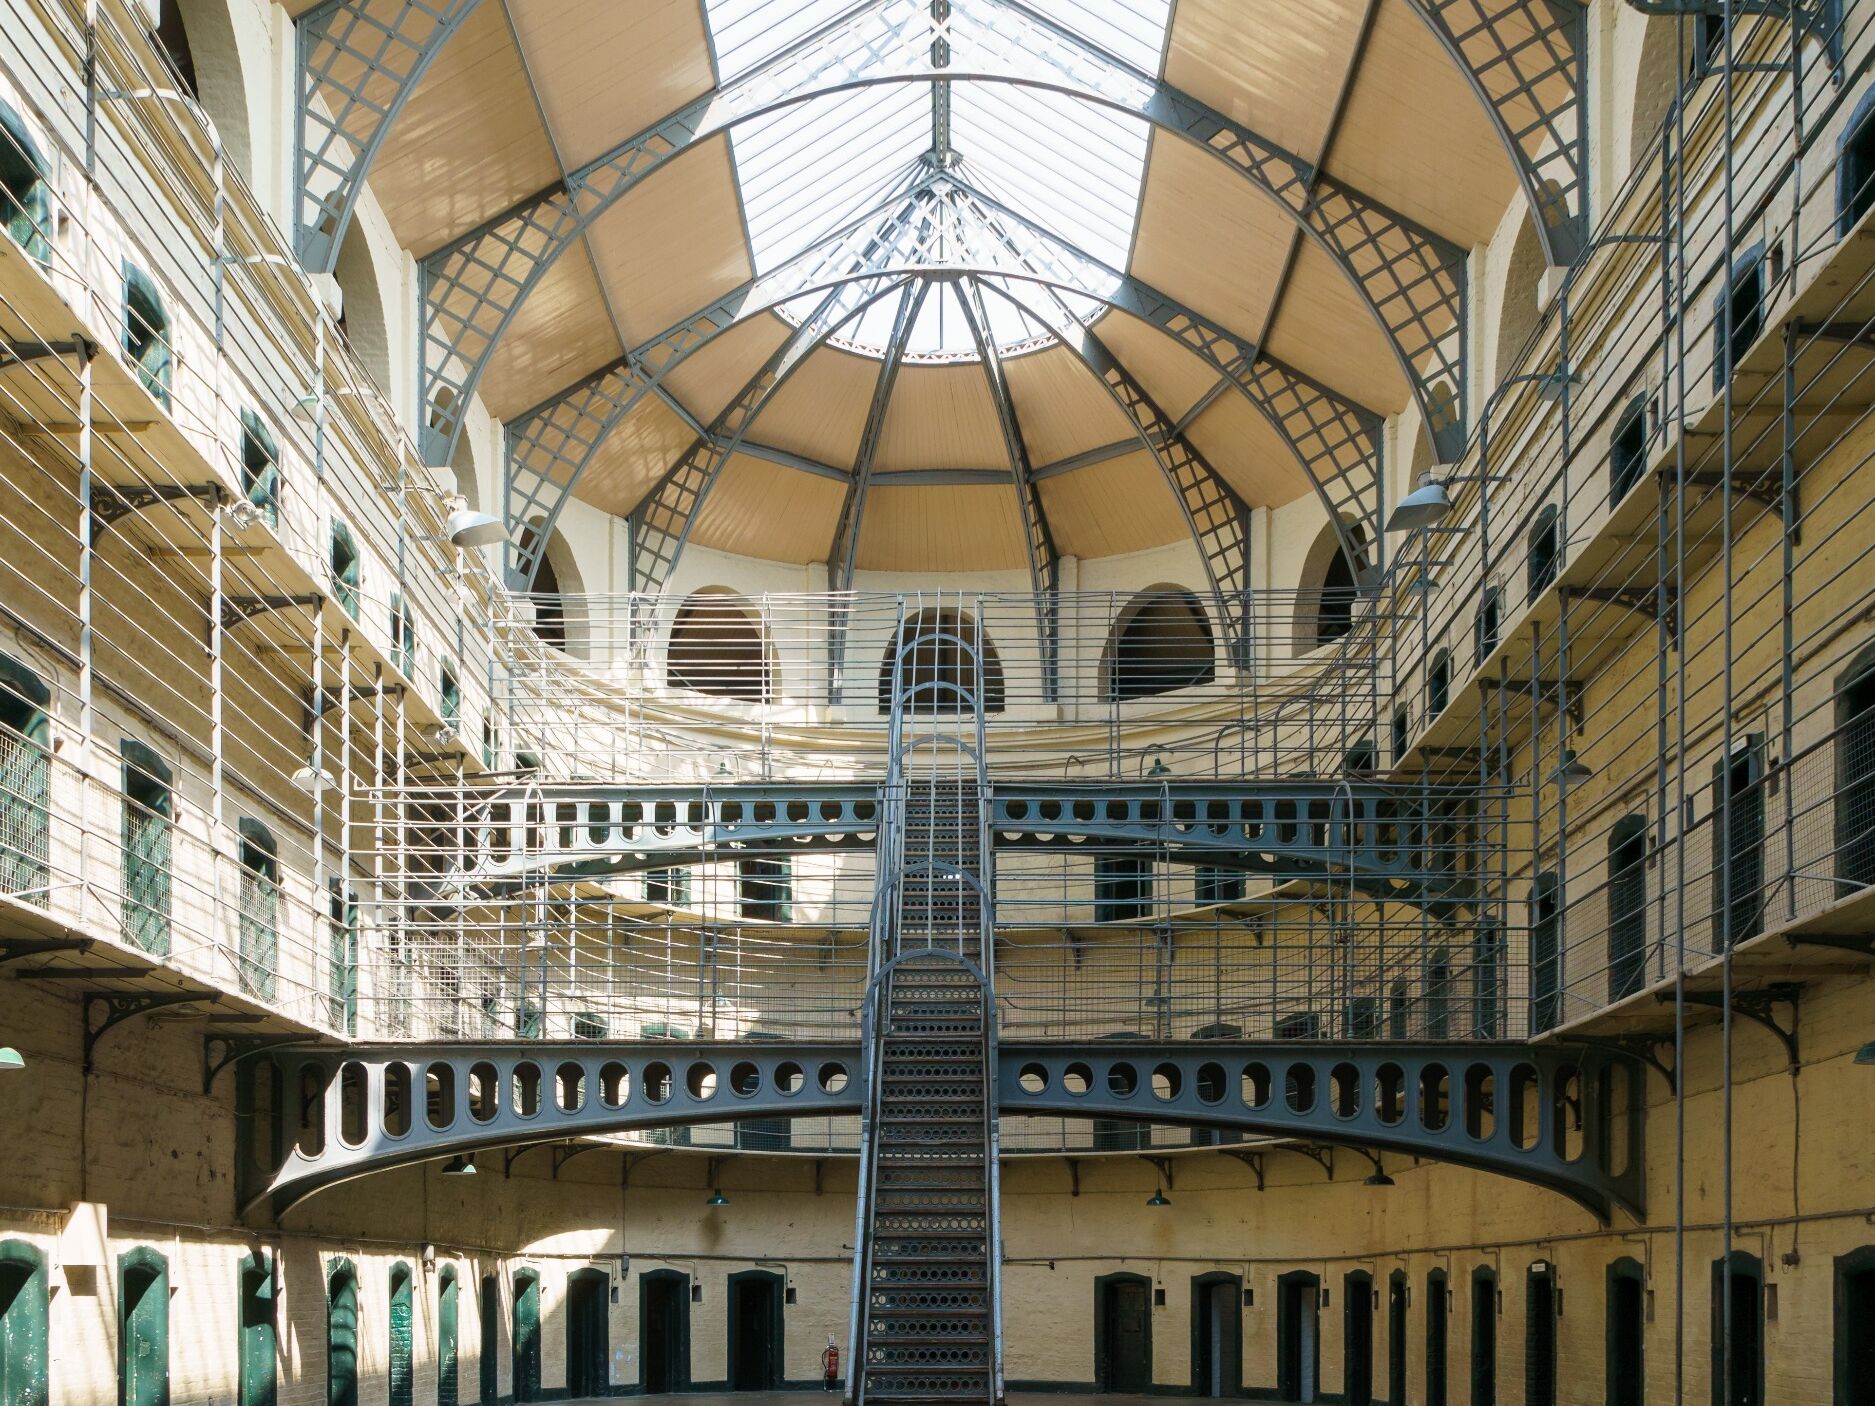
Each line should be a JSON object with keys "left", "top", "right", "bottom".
{"left": 1404, "top": 0, "right": 1589, "bottom": 266}
{"left": 294, "top": 0, "right": 487, "bottom": 271}
{"left": 503, "top": 174, "right": 1384, "bottom": 590}
{"left": 252, "top": 1041, "right": 865, "bottom": 1217}
{"left": 248, "top": 1038, "right": 1643, "bottom": 1223}
{"left": 418, "top": 0, "right": 1467, "bottom": 468}
{"left": 434, "top": 779, "right": 1474, "bottom": 909}
{"left": 998, "top": 1040, "right": 1645, "bottom": 1221}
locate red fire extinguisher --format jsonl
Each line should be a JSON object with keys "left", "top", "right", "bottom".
{"left": 821, "top": 1339, "right": 840, "bottom": 1391}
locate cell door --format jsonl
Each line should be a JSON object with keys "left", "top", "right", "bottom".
{"left": 728, "top": 1273, "right": 782, "bottom": 1392}
{"left": 239, "top": 1253, "right": 276, "bottom": 1406}
{"left": 1190, "top": 1276, "right": 1238, "bottom": 1397}
{"left": 389, "top": 1267, "right": 413, "bottom": 1406}
{"left": 1277, "top": 1275, "right": 1319, "bottom": 1405}
{"left": 437, "top": 1271, "right": 457, "bottom": 1406}
{"left": 1100, "top": 1278, "right": 1151, "bottom": 1394}
{"left": 566, "top": 1271, "right": 608, "bottom": 1399}
{"left": 639, "top": 1273, "right": 689, "bottom": 1395}
{"left": 478, "top": 1277, "right": 497, "bottom": 1406}
{"left": 1525, "top": 1269, "right": 1555, "bottom": 1406}
{"left": 1344, "top": 1274, "right": 1372, "bottom": 1406}
{"left": 1607, "top": 1263, "right": 1645, "bottom": 1406}
{"left": 0, "top": 1242, "right": 49, "bottom": 1406}
{"left": 329, "top": 1266, "right": 359, "bottom": 1406}
{"left": 512, "top": 1273, "right": 540, "bottom": 1404}
{"left": 1388, "top": 1275, "right": 1408, "bottom": 1406}
{"left": 119, "top": 1251, "right": 168, "bottom": 1406}
{"left": 1470, "top": 1273, "right": 1496, "bottom": 1406}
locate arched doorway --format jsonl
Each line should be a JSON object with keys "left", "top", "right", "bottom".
{"left": 1276, "top": 1270, "right": 1320, "bottom": 1403}
{"left": 566, "top": 1269, "right": 608, "bottom": 1399}
{"left": 638, "top": 1269, "right": 689, "bottom": 1394}
{"left": 1189, "top": 1272, "right": 1240, "bottom": 1396}
{"left": 726, "top": 1270, "right": 783, "bottom": 1391}
{"left": 1094, "top": 1272, "right": 1152, "bottom": 1392}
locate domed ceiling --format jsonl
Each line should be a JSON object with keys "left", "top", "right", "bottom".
{"left": 326, "top": 0, "right": 1559, "bottom": 584}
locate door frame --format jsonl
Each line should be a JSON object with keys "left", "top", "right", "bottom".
{"left": 565, "top": 1267, "right": 609, "bottom": 1399}
{"left": 1344, "top": 1270, "right": 1374, "bottom": 1406}
{"left": 637, "top": 1269, "right": 690, "bottom": 1395}
{"left": 117, "top": 1245, "right": 170, "bottom": 1406}
{"left": 1275, "top": 1269, "right": 1320, "bottom": 1403}
{"left": 1188, "top": 1272, "right": 1242, "bottom": 1397}
{"left": 1605, "top": 1257, "right": 1645, "bottom": 1406}
{"left": 1093, "top": 1271, "right": 1154, "bottom": 1392}
{"left": 1388, "top": 1269, "right": 1409, "bottom": 1406}
{"left": 726, "top": 1269, "right": 785, "bottom": 1391}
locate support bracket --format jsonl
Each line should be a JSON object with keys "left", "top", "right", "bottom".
{"left": 1, "top": 338, "right": 93, "bottom": 365}
{"left": 1290, "top": 1145, "right": 1335, "bottom": 1181}
{"left": 204, "top": 1033, "right": 306, "bottom": 1094}
{"left": 551, "top": 1141, "right": 600, "bottom": 1179}
{"left": 83, "top": 990, "right": 217, "bottom": 1073}
{"left": 1561, "top": 1034, "right": 1677, "bottom": 1093}
{"left": 1476, "top": 675, "right": 1583, "bottom": 731}
{"left": 90, "top": 483, "right": 226, "bottom": 542}
{"left": 1560, "top": 584, "right": 1679, "bottom": 649}
{"left": 221, "top": 593, "right": 325, "bottom": 632}
{"left": 0, "top": 935, "right": 90, "bottom": 964}
{"left": 1139, "top": 1154, "right": 1176, "bottom": 1191}
{"left": 1665, "top": 982, "right": 1801, "bottom": 1069}
{"left": 1782, "top": 928, "right": 1875, "bottom": 958}
{"left": 1220, "top": 1149, "right": 1265, "bottom": 1191}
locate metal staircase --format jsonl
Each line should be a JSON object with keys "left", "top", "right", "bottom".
{"left": 847, "top": 604, "right": 1004, "bottom": 1405}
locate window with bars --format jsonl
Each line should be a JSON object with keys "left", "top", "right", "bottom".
{"left": 328, "top": 879, "right": 356, "bottom": 1034}
{"left": 1424, "top": 950, "right": 1453, "bottom": 1038}
{"left": 646, "top": 867, "right": 691, "bottom": 905}
{"left": 121, "top": 740, "right": 173, "bottom": 956}
{"left": 1471, "top": 926, "right": 1503, "bottom": 1038}
{"left": 1835, "top": 648, "right": 1875, "bottom": 890}
{"left": 738, "top": 857, "right": 791, "bottom": 921}
{"left": 1609, "top": 396, "right": 1648, "bottom": 507}
{"left": 1392, "top": 706, "right": 1411, "bottom": 766}
{"left": 239, "top": 409, "right": 281, "bottom": 529}
{"left": 389, "top": 593, "right": 416, "bottom": 679}
{"left": 1428, "top": 650, "right": 1450, "bottom": 717}
{"left": 1530, "top": 873, "right": 1561, "bottom": 1032}
{"left": 1194, "top": 866, "right": 1244, "bottom": 905}
{"left": 1475, "top": 589, "right": 1501, "bottom": 666}
{"left": 237, "top": 819, "right": 280, "bottom": 1000}
{"left": 330, "top": 521, "right": 361, "bottom": 620}
{"left": 1841, "top": 90, "right": 1875, "bottom": 235}
{"left": 1608, "top": 815, "right": 1649, "bottom": 1000}
{"left": 1094, "top": 855, "right": 1152, "bottom": 922}
{"left": 0, "top": 654, "right": 50, "bottom": 907}
{"left": 0, "top": 101, "right": 52, "bottom": 264}
{"left": 439, "top": 661, "right": 461, "bottom": 731}
{"left": 1712, "top": 738, "right": 1766, "bottom": 950}
{"left": 1528, "top": 505, "right": 1560, "bottom": 600}
{"left": 123, "top": 262, "right": 173, "bottom": 408}
{"left": 1713, "top": 245, "right": 1766, "bottom": 390}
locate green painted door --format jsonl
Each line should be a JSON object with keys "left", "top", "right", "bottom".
{"left": 123, "top": 750, "right": 172, "bottom": 956}
{"left": 328, "top": 1265, "right": 358, "bottom": 1406}
{"left": 0, "top": 1242, "right": 48, "bottom": 1406}
{"left": 118, "top": 1250, "right": 169, "bottom": 1406}
{"left": 239, "top": 1254, "right": 276, "bottom": 1406}
{"left": 512, "top": 1273, "right": 540, "bottom": 1403}
{"left": 0, "top": 704, "right": 49, "bottom": 905}
{"left": 565, "top": 1271, "right": 607, "bottom": 1399}
{"left": 479, "top": 1276, "right": 498, "bottom": 1406}
{"left": 437, "top": 1271, "right": 458, "bottom": 1406}
{"left": 389, "top": 1267, "right": 413, "bottom": 1406}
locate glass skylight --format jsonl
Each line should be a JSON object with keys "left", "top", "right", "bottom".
{"left": 701, "top": 0, "right": 1173, "bottom": 358}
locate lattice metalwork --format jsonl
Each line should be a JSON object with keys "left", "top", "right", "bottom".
{"left": 1406, "top": 0, "right": 1589, "bottom": 266}
{"left": 956, "top": 276, "right": 1060, "bottom": 697}
{"left": 417, "top": 0, "right": 1468, "bottom": 466}
{"left": 831, "top": 282, "right": 930, "bottom": 590}
{"left": 629, "top": 278, "right": 906, "bottom": 594}
{"left": 505, "top": 172, "right": 1386, "bottom": 588}
{"left": 294, "top": 0, "right": 486, "bottom": 271}
{"left": 992, "top": 282, "right": 1252, "bottom": 650}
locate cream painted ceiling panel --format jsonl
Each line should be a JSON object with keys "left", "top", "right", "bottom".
{"left": 505, "top": 0, "right": 717, "bottom": 169}
{"left": 1325, "top": 0, "right": 1516, "bottom": 244}
{"left": 1130, "top": 137, "right": 1292, "bottom": 341}
{"left": 1036, "top": 452, "right": 1189, "bottom": 560}
{"left": 873, "top": 362, "right": 1009, "bottom": 472}
{"left": 855, "top": 486, "right": 1027, "bottom": 572}
{"left": 1182, "top": 391, "right": 1312, "bottom": 508}
{"left": 1262, "top": 242, "right": 1410, "bottom": 414}
{"left": 745, "top": 346, "right": 876, "bottom": 468}
{"left": 1090, "top": 309, "right": 1227, "bottom": 424}
{"left": 1003, "top": 347, "right": 1135, "bottom": 467}
{"left": 370, "top": 1, "right": 559, "bottom": 255}
{"left": 658, "top": 314, "right": 793, "bottom": 427}
{"left": 689, "top": 457, "right": 849, "bottom": 563}
{"left": 476, "top": 248, "right": 620, "bottom": 421}
{"left": 584, "top": 137, "right": 756, "bottom": 348}
{"left": 572, "top": 394, "right": 697, "bottom": 518}
{"left": 1163, "top": 0, "right": 1367, "bottom": 162}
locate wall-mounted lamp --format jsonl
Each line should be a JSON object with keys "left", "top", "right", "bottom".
{"left": 443, "top": 508, "right": 505, "bottom": 549}
{"left": 292, "top": 764, "right": 336, "bottom": 794}
{"left": 222, "top": 498, "right": 265, "bottom": 532}
{"left": 440, "top": 1154, "right": 476, "bottom": 1176}
{"left": 1552, "top": 750, "right": 1593, "bottom": 786}
{"left": 0, "top": 1047, "right": 23, "bottom": 1071}
{"left": 1855, "top": 1040, "right": 1875, "bottom": 1064}
{"left": 421, "top": 722, "right": 457, "bottom": 748}
{"left": 706, "top": 1188, "right": 729, "bottom": 1207}
{"left": 1386, "top": 471, "right": 1454, "bottom": 533}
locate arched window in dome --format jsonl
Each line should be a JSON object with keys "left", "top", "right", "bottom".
{"left": 332, "top": 227, "right": 392, "bottom": 393}
{"left": 878, "top": 609, "right": 1004, "bottom": 716}
{"left": 1494, "top": 214, "right": 1546, "bottom": 383}
{"left": 151, "top": 0, "right": 253, "bottom": 179}
{"left": 666, "top": 591, "right": 773, "bottom": 702}
{"left": 1296, "top": 520, "right": 1365, "bottom": 651}
{"left": 1100, "top": 587, "right": 1215, "bottom": 701}
{"left": 515, "top": 523, "right": 585, "bottom": 657}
